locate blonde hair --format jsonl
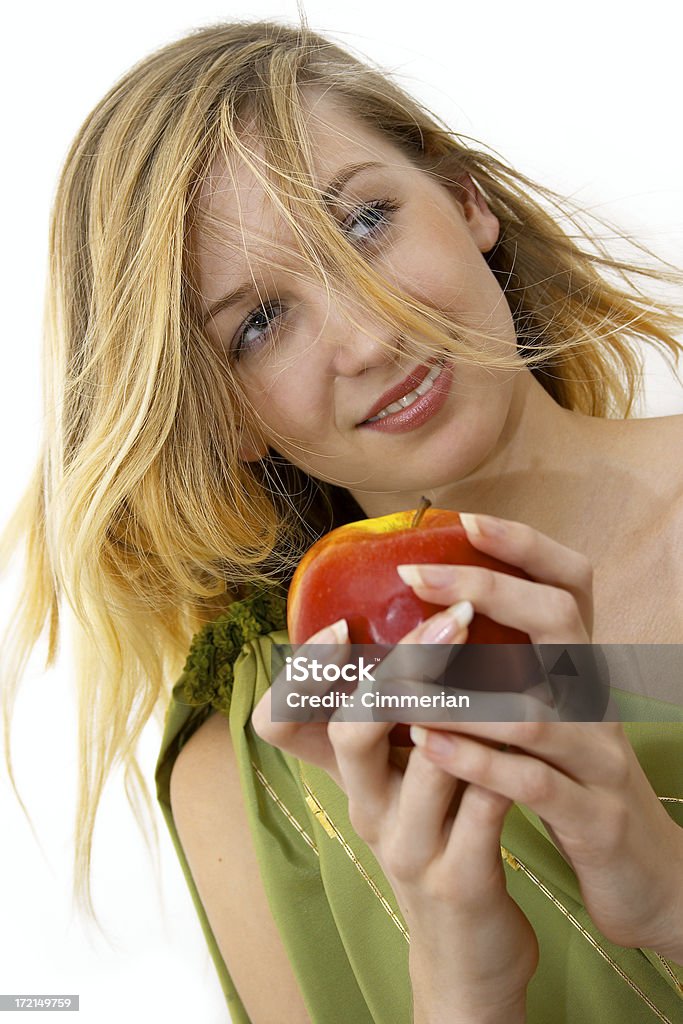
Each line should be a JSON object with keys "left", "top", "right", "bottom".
{"left": 2, "top": 14, "right": 682, "bottom": 926}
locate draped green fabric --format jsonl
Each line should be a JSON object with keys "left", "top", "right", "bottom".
{"left": 155, "top": 593, "right": 683, "bottom": 1023}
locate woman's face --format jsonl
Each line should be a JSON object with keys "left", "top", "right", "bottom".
{"left": 191, "top": 91, "right": 524, "bottom": 507}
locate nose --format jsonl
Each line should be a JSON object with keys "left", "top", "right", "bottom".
{"left": 313, "top": 285, "right": 402, "bottom": 377}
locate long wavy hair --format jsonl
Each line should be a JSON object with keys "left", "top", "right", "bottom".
{"left": 2, "top": 14, "right": 682, "bottom": 926}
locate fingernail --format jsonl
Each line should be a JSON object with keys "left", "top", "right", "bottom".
{"left": 419, "top": 600, "right": 474, "bottom": 642}
{"left": 460, "top": 512, "right": 504, "bottom": 538}
{"left": 315, "top": 618, "right": 349, "bottom": 644}
{"left": 397, "top": 564, "right": 423, "bottom": 587}
{"left": 397, "top": 563, "right": 455, "bottom": 588}
{"left": 410, "top": 725, "right": 429, "bottom": 747}
{"left": 410, "top": 725, "right": 453, "bottom": 755}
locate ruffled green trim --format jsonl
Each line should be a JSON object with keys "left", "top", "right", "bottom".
{"left": 179, "top": 589, "right": 288, "bottom": 715}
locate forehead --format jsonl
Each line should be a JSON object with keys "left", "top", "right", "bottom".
{"left": 190, "top": 92, "right": 412, "bottom": 308}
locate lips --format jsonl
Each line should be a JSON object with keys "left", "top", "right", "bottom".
{"left": 358, "top": 360, "right": 439, "bottom": 425}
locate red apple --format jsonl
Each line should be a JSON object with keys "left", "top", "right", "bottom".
{"left": 288, "top": 501, "right": 531, "bottom": 645}
{"left": 287, "top": 500, "right": 538, "bottom": 746}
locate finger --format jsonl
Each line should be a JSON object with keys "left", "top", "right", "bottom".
{"left": 396, "top": 601, "right": 474, "bottom": 646}
{"left": 412, "top": 719, "right": 625, "bottom": 783}
{"left": 251, "top": 617, "right": 350, "bottom": 772}
{"left": 414, "top": 729, "right": 587, "bottom": 832}
{"left": 461, "top": 512, "right": 593, "bottom": 633}
{"left": 251, "top": 687, "right": 341, "bottom": 777}
{"left": 358, "top": 676, "right": 560, "bottom": 725}
{"left": 463, "top": 512, "right": 591, "bottom": 584}
{"left": 396, "top": 565, "right": 588, "bottom": 644}
{"left": 327, "top": 719, "right": 398, "bottom": 820}
{"left": 443, "top": 783, "right": 513, "bottom": 881}
{"left": 266, "top": 617, "right": 352, "bottom": 726}
{"left": 369, "top": 633, "right": 467, "bottom": 695}
{"left": 389, "top": 747, "right": 462, "bottom": 862}
{"left": 360, "top": 607, "right": 470, "bottom": 722}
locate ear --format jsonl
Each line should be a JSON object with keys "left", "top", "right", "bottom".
{"left": 452, "top": 172, "right": 500, "bottom": 254}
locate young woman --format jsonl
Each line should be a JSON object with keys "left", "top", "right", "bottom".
{"left": 3, "top": 16, "right": 682, "bottom": 1024}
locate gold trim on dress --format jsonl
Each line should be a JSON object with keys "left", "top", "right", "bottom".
{"left": 252, "top": 759, "right": 680, "bottom": 1020}
{"left": 296, "top": 774, "right": 680, "bottom": 1022}
{"left": 304, "top": 792, "right": 338, "bottom": 839}
{"left": 655, "top": 954, "right": 683, "bottom": 996}
{"left": 251, "top": 761, "right": 319, "bottom": 855}
{"left": 300, "top": 775, "right": 410, "bottom": 943}
{"left": 499, "top": 849, "right": 677, "bottom": 1022}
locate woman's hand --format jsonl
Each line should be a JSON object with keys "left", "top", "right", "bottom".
{"left": 399, "top": 511, "right": 683, "bottom": 962}
{"left": 252, "top": 610, "right": 539, "bottom": 1021}
{"left": 332, "top": 715, "right": 538, "bottom": 1023}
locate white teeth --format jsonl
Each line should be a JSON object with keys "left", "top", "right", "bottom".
{"left": 366, "top": 361, "right": 444, "bottom": 423}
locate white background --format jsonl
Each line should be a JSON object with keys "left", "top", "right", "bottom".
{"left": 1, "top": 2, "right": 682, "bottom": 1022}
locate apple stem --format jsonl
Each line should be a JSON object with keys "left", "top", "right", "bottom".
{"left": 411, "top": 496, "right": 432, "bottom": 528}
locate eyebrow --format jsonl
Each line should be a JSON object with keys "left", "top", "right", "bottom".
{"left": 201, "top": 160, "right": 386, "bottom": 326}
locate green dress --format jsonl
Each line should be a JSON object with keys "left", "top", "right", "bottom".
{"left": 154, "top": 592, "right": 683, "bottom": 1023}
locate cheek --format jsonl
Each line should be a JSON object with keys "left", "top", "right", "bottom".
{"left": 400, "top": 198, "right": 509, "bottom": 322}
{"left": 244, "top": 382, "right": 319, "bottom": 441}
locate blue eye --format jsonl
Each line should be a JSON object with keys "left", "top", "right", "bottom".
{"left": 231, "top": 197, "right": 400, "bottom": 358}
{"left": 341, "top": 197, "right": 399, "bottom": 245}
{"left": 233, "top": 300, "right": 285, "bottom": 357}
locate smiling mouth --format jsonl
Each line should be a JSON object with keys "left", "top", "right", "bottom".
{"left": 362, "top": 360, "right": 446, "bottom": 423}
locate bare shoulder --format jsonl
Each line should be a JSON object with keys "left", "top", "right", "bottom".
{"left": 172, "top": 707, "right": 234, "bottom": 776}
{"left": 170, "top": 712, "right": 312, "bottom": 1024}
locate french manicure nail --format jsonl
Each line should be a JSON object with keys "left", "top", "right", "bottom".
{"left": 419, "top": 600, "right": 474, "bottom": 643}
{"left": 459, "top": 512, "right": 481, "bottom": 537}
{"left": 396, "top": 564, "right": 423, "bottom": 587}
{"left": 315, "top": 618, "right": 349, "bottom": 644}
{"left": 397, "top": 563, "right": 454, "bottom": 587}
{"left": 410, "top": 725, "right": 429, "bottom": 747}
{"left": 460, "top": 512, "right": 504, "bottom": 538}
{"left": 410, "top": 725, "right": 454, "bottom": 756}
